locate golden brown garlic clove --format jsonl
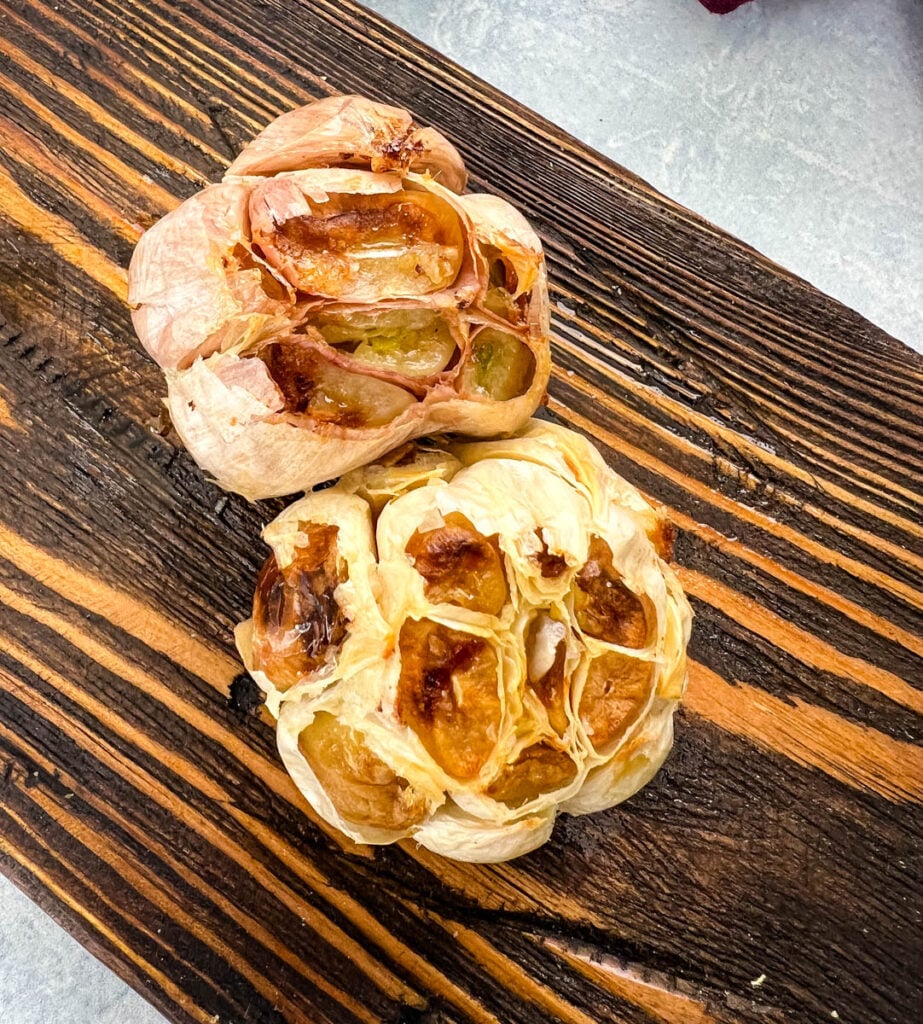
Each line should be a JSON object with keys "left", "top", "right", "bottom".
{"left": 257, "top": 339, "right": 417, "bottom": 426}
{"left": 396, "top": 619, "right": 502, "bottom": 780}
{"left": 251, "top": 524, "right": 347, "bottom": 692}
{"left": 578, "top": 652, "right": 656, "bottom": 753}
{"left": 573, "top": 536, "right": 656, "bottom": 648}
{"left": 249, "top": 172, "right": 466, "bottom": 301}
{"left": 486, "top": 743, "right": 578, "bottom": 808}
{"left": 298, "top": 712, "right": 430, "bottom": 832}
{"left": 404, "top": 512, "right": 508, "bottom": 615}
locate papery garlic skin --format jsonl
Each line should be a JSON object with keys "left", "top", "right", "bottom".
{"left": 238, "top": 421, "right": 692, "bottom": 862}
{"left": 225, "top": 94, "right": 468, "bottom": 192}
{"left": 128, "top": 184, "right": 297, "bottom": 371}
{"left": 128, "top": 95, "right": 550, "bottom": 499}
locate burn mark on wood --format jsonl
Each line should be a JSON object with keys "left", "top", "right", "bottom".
{"left": 227, "top": 673, "right": 264, "bottom": 717}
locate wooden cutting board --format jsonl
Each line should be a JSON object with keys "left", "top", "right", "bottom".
{"left": 0, "top": 2, "right": 920, "bottom": 1022}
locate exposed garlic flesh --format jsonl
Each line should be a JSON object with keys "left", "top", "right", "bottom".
{"left": 239, "top": 421, "right": 692, "bottom": 862}
{"left": 128, "top": 95, "right": 551, "bottom": 498}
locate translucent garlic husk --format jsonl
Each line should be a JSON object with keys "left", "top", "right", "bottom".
{"left": 128, "top": 95, "right": 550, "bottom": 499}
{"left": 237, "top": 420, "right": 692, "bottom": 862}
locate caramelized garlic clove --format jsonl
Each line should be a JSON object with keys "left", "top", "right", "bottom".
{"left": 166, "top": 357, "right": 425, "bottom": 500}
{"left": 572, "top": 536, "right": 656, "bottom": 648}
{"left": 251, "top": 524, "right": 347, "bottom": 692}
{"left": 258, "top": 338, "right": 417, "bottom": 427}
{"left": 404, "top": 511, "right": 508, "bottom": 615}
{"left": 396, "top": 618, "right": 502, "bottom": 780}
{"left": 486, "top": 742, "right": 578, "bottom": 808}
{"left": 578, "top": 651, "right": 656, "bottom": 754}
{"left": 529, "top": 530, "right": 570, "bottom": 580}
{"left": 298, "top": 711, "right": 430, "bottom": 832}
{"left": 249, "top": 171, "right": 466, "bottom": 301}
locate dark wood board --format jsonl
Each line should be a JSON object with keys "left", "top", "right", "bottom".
{"left": 0, "top": 1, "right": 921, "bottom": 1022}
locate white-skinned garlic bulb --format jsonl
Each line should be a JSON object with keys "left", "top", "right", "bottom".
{"left": 235, "top": 421, "right": 692, "bottom": 862}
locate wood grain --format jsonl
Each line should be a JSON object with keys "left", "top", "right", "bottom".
{"left": 0, "top": 1, "right": 920, "bottom": 1022}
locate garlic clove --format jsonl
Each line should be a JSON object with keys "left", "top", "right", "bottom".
{"left": 248, "top": 170, "right": 466, "bottom": 301}
{"left": 312, "top": 306, "right": 460, "bottom": 380}
{"left": 395, "top": 617, "right": 504, "bottom": 781}
{"left": 459, "top": 325, "right": 537, "bottom": 402}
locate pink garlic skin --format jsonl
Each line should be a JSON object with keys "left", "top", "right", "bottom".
{"left": 128, "top": 95, "right": 549, "bottom": 500}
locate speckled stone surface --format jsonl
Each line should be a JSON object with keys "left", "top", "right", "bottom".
{"left": 2, "top": 2, "right": 920, "bottom": 1023}
{"left": 0, "top": 874, "right": 165, "bottom": 1024}
{"left": 370, "top": 0, "right": 923, "bottom": 351}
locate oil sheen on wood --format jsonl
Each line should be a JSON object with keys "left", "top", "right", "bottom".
{"left": 0, "top": 1, "right": 920, "bottom": 1023}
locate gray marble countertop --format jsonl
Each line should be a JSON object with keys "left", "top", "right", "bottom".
{"left": 2, "top": 2, "right": 920, "bottom": 1023}
{"left": 373, "top": 0, "right": 922, "bottom": 350}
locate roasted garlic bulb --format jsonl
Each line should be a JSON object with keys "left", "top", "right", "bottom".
{"left": 235, "top": 421, "right": 692, "bottom": 862}
{"left": 128, "top": 95, "right": 550, "bottom": 499}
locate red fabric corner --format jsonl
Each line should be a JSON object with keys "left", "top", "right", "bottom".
{"left": 699, "top": 0, "right": 753, "bottom": 12}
